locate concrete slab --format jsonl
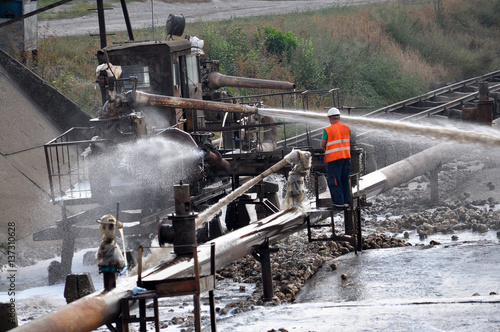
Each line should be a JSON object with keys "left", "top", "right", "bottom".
{"left": 0, "top": 49, "right": 90, "bottom": 242}
{"left": 0, "top": 65, "right": 60, "bottom": 238}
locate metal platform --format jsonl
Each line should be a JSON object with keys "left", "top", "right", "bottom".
{"left": 307, "top": 173, "right": 363, "bottom": 252}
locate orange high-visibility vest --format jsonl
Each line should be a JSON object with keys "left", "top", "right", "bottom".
{"left": 324, "top": 122, "right": 351, "bottom": 163}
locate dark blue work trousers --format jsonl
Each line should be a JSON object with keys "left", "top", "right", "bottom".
{"left": 327, "top": 158, "right": 351, "bottom": 205}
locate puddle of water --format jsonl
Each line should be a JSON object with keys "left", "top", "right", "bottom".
{"left": 296, "top": 234, "right": 500, "bottom": 304}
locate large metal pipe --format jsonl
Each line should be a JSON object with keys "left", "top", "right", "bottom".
{"left": 10, "top": 149, "right": 313, "bottom": 331}
{"left": 132, "top": 90, "right": 258, "bottom": 114}
{"left": 9, "top": 282, "right": 134, "bottom": 332}
{"left": 11, "top": 206, "right": 328, "bottom": 332}
{"left": 142, "top": 207, "right": 330, "bottom": 282}
{"left": 356, "top": 142, "right": 457, "bottom": 199}
{"left": 207, "top": 71, "right": 296, "bottom": 90}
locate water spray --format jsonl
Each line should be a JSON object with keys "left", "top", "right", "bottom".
{"left": 116, "top": 203, "right": 129, "bottom": 277}
{"left": 257, "top": 108, "right": 500, "bottom": 147}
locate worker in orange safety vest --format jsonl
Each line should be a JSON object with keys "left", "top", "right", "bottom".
{"left": 321, "top": 107, "right": 351, "bottom": 209}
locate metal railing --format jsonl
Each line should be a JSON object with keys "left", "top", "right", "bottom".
{"left": 44, "top": 127, "right": 108, "bottom": 204}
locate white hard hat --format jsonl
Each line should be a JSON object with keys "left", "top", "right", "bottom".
{"left": 327, "top": 107, "right": 341, "bottom": 117}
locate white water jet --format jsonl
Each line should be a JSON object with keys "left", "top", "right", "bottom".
{"left": 258, "top": 108, "right": 500, "bottom": 147}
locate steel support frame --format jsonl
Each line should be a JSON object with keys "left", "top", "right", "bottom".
{"left": 119, "top": 292, "right": 160, "bottom": 332}
{"left": 136, "top": 244, "right": 217, "bottom": 332}
{"left": 252, "top": 238, "right": 279, "bottom": 301}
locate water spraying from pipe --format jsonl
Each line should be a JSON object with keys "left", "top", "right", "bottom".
{"left": 258, "top": 108, "right": 500, "bottom": 147}
{"left": 85, "top": 136, "right": 202, "bottom": 209}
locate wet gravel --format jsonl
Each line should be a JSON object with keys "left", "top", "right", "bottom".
{"left": 363, "top": 155, "right": 500, "bottom": 239}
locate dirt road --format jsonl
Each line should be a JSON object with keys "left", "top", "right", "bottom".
{"left": 39, "top": 0, "right": 388, "bottom": 37}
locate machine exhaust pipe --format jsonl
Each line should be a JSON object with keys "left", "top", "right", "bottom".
{"left": 206, "top": 71, "right": 296, "bottom": 90}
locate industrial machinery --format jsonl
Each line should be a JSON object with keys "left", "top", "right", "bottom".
{"left": 38, "top": 5, "right": 350, "bottom": 282}
{"left": 44, "top": 19, "right": 337, "bottom": 212}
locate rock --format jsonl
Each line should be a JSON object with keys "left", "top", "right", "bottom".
{"left": 170, "top": 317, "right": 185, "bottom": 325}
{"left": 47, "top": 260, "right": 62, "bottom": 286}
{"left": 341, "top": 274, "right": 347, "bottom": 280}
{"left": 64, "top": 273, "right": 95, "bottom": 304}
{"left": 477, "top": 224, "right": 488, "bottom": 233}
{"left": 0, "top": 302, "right": 18, "bottom": 330}
{"left": 82, "top": 251, "right": 97, "bottom": 266}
